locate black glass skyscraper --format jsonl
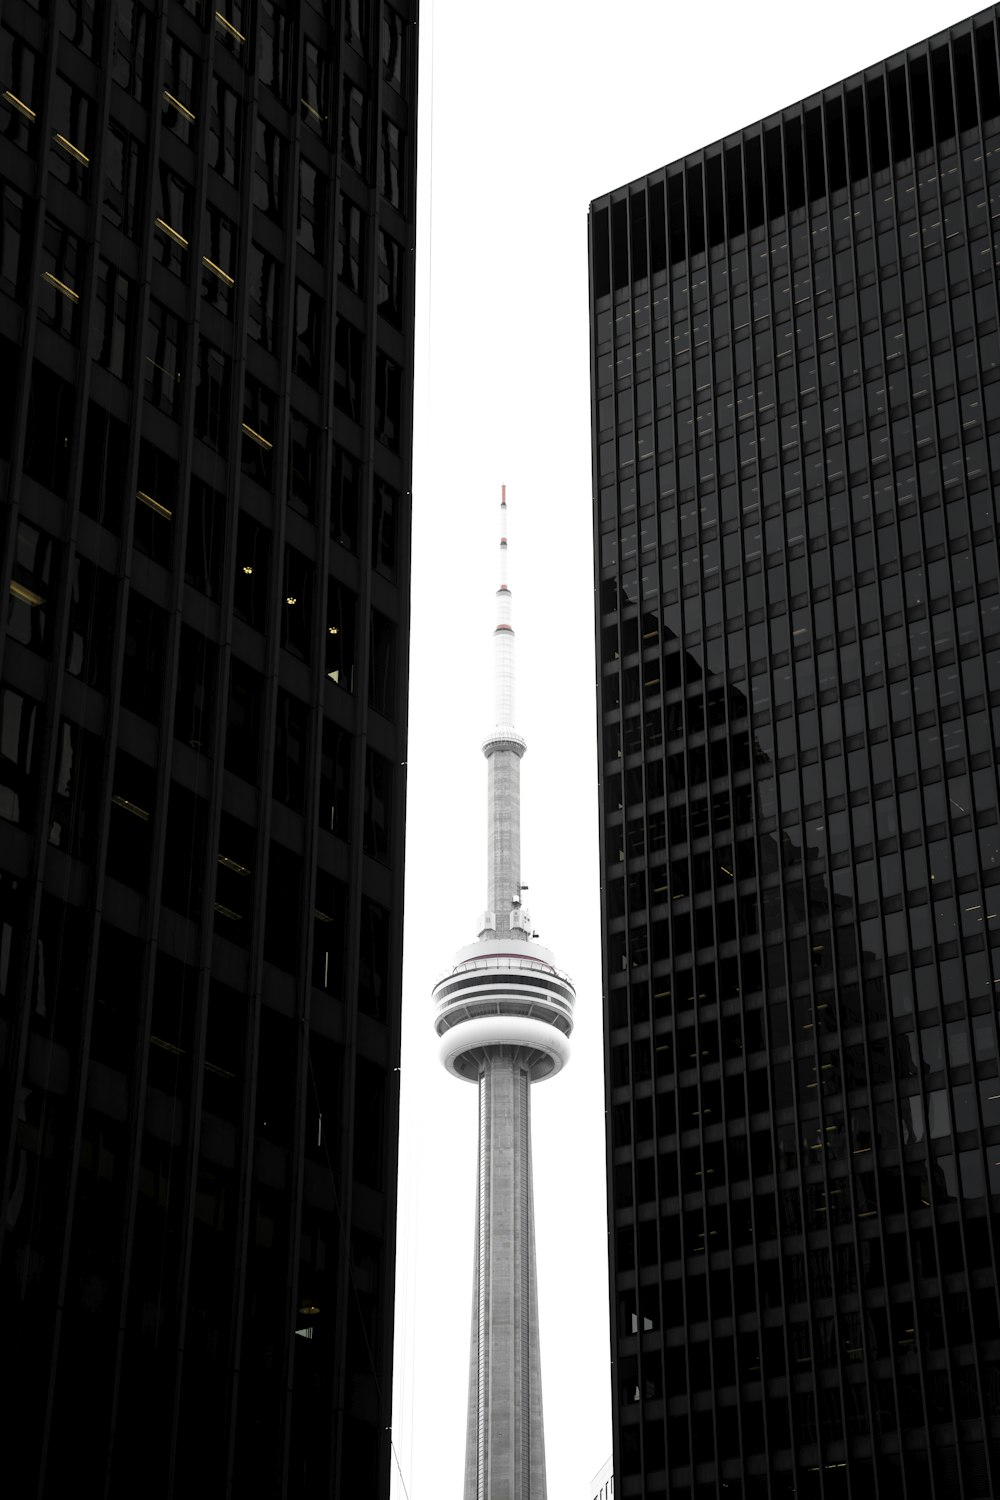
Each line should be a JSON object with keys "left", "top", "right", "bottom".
{"left": 0, "top": 3, "right": 416, "bottom": 1496}
{"left": 591, "top": 8, "right": 1000, "bottom": 1498}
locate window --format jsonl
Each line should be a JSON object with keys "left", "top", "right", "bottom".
{"left": 273, "top": 690, "right": 307, "bottom": 810}
{"left": 162, "top": 32, "right": 198, "bottom": 145}
{"left": 49, "top": 720, "right": 102, "bottom": 858}
{"left": 1, "top": 184, "right": 30, "bottom": 298}
{"left": 80, "top": 400, "right": 126, "bottom": 526}
{"left": 294, "top": 282, "right": 323, "bottom": 387}
{"left": 364, "top": 750, "right": 392, "bottom": 860}
{"left": 345, "top": 0, "right": 370, "bottom": 59}
{"left": 0, "top": 687, "right": 41, "bottom": 828}
{"left": 371, "top": 479, "right": 398, "bottom": 579}
{"left": 134, "top": 439, "right": 177, "bottom": 566}
{"left": 288, "top": 413, "right": 320, "bottom": 520}
{"left": 233, "top": 513, "right": 270, "bottom": 632}
{"left": 174, "top": 626, "right": 215, "bottom": 754}
{"left": 7, "top": 520, "right": 56, "bottom": 658}
{"left": 334, "top": 317, "right": 363, "bottom": 419}
{"left": 25, "top": 362, "right": 75, "bottom": 499}
{"left": 50, "top": 73, "right": 92, "bottom": 196}
{"left": 341, "top": 84, "right": 368, "bottom": 176}
{"left": 154, "top": 164, "right": 191, "bottom": 273}
{"left": 377, "top": 229, "right": 403, "bottom": 326}
{"left": 144, "top": 299, "right": 184, "bottom": 417}
{"left": 112, "top": 1, "right": 150, "bottom": 103}
{"left": 374, "top": 350, "right": 401, "bottom": 451}
{"left": 359, "top": 899, "right": 390, "bottom": 1019}
{"left": 162, "top": 784, "right": 209, "bottom": 919}
{"left": 242, "top": 374, "right": 275, "bottom": 486}
{"left": 208, "top": 76, "right": 241, "bottom": 186}
{"left": 224, "top": 661, "right": 263, "bottom": 785}
{"left": 264, "top": 843, "right": 301, "bottom": 972}
{"left": 298, "top": 158, "right": 327, "bottom": 261}
{"left": 121, "top": 592, "right": 166, "bottom": 723}
{"left": 259, "top": 0, "right": 292, "bottom": 102}
{"left": 40, "top": 217, "right": 84, "bottom": 341}
{"left": 281, "top": 548, "right": 313, "bottom": 663}
{"left": 379, "top": 115, "right": 404, "bottom": 208}
{"left": 369, "top": 610, "right": 395, "bottom": 717}
{"left": 93, "top": 258, "right": 134, "bottom": 377}
{"left": 254, "top": 118, "right": 286, "bottom": 221}
{"left": 106, "top": 750, "right": 155, "bottom": 886}
{"left": 331, "top": 445, "right": 360, "bottom": 552}
{"left": 1, "top": 26, "right": 38, "bottom": 152}
{"left": 247, "top": 243, "right": 280, "bottom": 351}
{"left": 313, "top": 871, "right": 347, "bottom": 992}
{"left": 194, "top": 337, "right": 231, "bottom": 453}
{"left": 319, "top": 719, "right": 351, "bottom": 837}
{"left": 214, "top": 815, "right": 255, "bottom": 946}
{"left": 103, "top": 122, "right": 144, "bottom": 237}
{"left": 66, "top": 555, "right": 115, "bottom": 691}
{"left": 202, "top": 206, "right": 237, "bottom": 317}
{"left": 301, "top": 38, "right": 329, "bottom": 134}
{"left": 215, "top": 2, "right": 250, "bottom": 57}
{"left": 338, "top": 195, "right": 365, "bottom": 293}
{"left": 185, "top": 478, "right": 225, "bottom": 599}
{"left": 381, "top": 6, "right": 405, "bottom": 92}
{"left": 326, "top": 582, "right": 356, "bottom": 691}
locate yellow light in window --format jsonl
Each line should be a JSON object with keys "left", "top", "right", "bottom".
{"left": 241, "top": 423, "right": 272, "bottom": 450}
{"left": 202, "top": 256, "right": 235, "bottom": 287}
{"left": 163, "top": 90, "right": 196, "bottom": 123}
{"left": 9, "top": 580, "right": 44, "bottom": 606}
{"left": 150, "top": 1035, "right": 185, "bottom": 1055}
{"left": 53, "top": 133, "right": 89, "bottom": 165}
{"left": 154, "top": 217, "right": 189, "bottom": 249}
{"left": 204, "top": 1060, "right": 235, "bottom": 1079}
{"left": 42, "top": 271, "right": 79, "bottom": 302}
{"left": 136, "top": 490, "right": 173, "bottom": 520}
{"left": 328, "top": 625, "right": 338, "bottom": 635}
{"left": 300, "top": 99, "right": 326, "bottom": 122}
{"left": 286, "top": 595, "right": 297, "bottom": 605}
{"left": 217, "top": 854, "right": 251, "bottom": 876}
{"left": 111, "top": 795, "right": 150, "bottom": 821}
{"left": 144, "top": 355, "right": 181, "bottom": 385}
{"left": 242, "top": 564, "right": 254, "bottom": 575}
{"left": 3, "top": 90, "right": 35, "bottom": 121}
{"left": 215, "top": 10, "right": 246, "bottom": 41}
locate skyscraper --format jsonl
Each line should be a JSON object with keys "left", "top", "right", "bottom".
{"left": 590, "top": 8, "right": 1000, "bottom": 1498}
{"left": 432, "top": 488, "right": 576, "bottom": 1500}
{"left": 0, "top": 4, "right": 417, "bottom": 1496}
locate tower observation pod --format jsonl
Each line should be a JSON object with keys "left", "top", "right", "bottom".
{"left": 432, "top": 486, "right": 575, "bottom": 1500}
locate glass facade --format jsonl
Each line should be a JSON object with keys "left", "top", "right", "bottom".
{"left": 0, "top": 2, "right": 417, "bottom": 1496}
{"left": 590, "top": 8, "right": 1000, "bottom": 1498}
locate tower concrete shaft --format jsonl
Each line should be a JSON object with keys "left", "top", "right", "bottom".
{"left": 463, "top": 1055, "right": 546, "bottom": 1500}
{"left": 432, "top": 485, "right": 574, "bottom": 1500}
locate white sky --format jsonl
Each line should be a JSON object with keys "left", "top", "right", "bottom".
{"left": 391, "top": 3, "right": 981, "bottom": 1496}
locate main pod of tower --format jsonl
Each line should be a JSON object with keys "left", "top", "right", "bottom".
{"left": 432, "top": 487, "right": 575, "bottom": 1500}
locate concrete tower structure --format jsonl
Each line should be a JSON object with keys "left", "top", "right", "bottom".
{"left": 432, "top": 489, "right": 575, "bottom": 1500}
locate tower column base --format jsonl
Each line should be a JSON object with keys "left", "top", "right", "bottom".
{"left": 464, "top": 1050, "right": 546, "bottom": 1500}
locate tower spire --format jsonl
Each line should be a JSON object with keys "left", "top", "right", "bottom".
{"left": 494, "top": 483, "right": 516, "bottom": 731}
{"left": 482, "top": 485, "right": 527, "bottom": 941}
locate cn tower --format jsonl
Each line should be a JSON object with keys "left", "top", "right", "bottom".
{"left": 432, "top": 486, "right": 576, "bottom": 1500}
